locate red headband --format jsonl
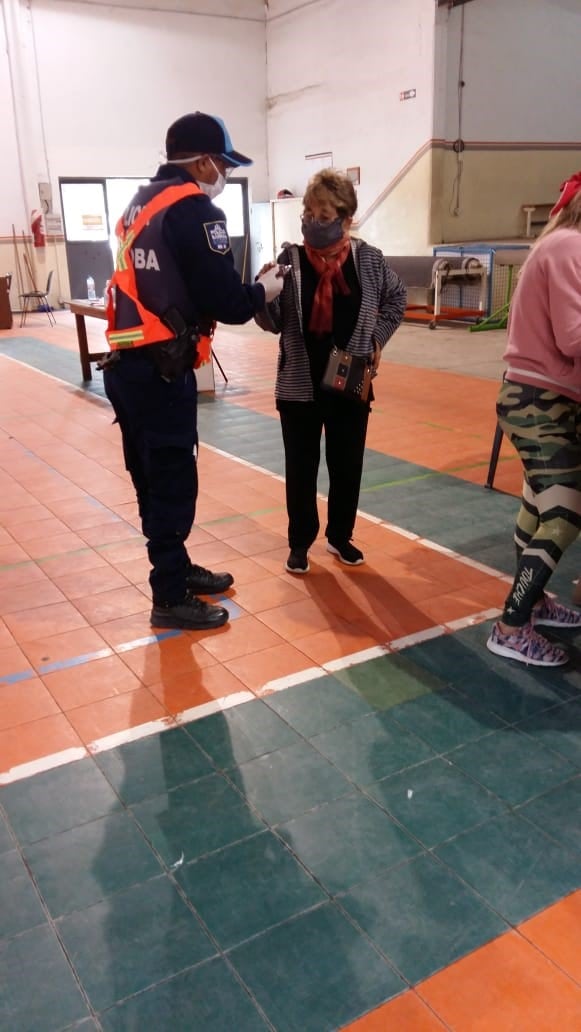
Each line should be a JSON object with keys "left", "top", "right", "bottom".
{"left": 550, "top": 171, "right": 581, "bottom": 217}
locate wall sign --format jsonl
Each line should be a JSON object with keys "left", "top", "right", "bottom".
{"left": 400, "top": 89, "right": 417, "bottom": 101}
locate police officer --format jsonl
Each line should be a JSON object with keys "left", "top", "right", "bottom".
{"left": 104, "top": 111, "right": 284, "bottom": 630}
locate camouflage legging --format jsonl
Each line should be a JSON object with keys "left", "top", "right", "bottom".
{"left": 497, "top": 379, "right": 581, "bottom": 626}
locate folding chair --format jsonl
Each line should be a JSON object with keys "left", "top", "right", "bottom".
{"left": 20, "top": 270, "right": 56, "bottom": 327}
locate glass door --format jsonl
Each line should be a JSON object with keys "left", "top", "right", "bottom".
{"left": 59, "top": 178, "right": 112, "bottom": 301}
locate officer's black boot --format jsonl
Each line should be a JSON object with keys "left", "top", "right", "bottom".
{"left": 186, "top": 562, "right": 234, "bottom": 594}
{"left": 151, "top": 590, "right": 229, "bottom": 630}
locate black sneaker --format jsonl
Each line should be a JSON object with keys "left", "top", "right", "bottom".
{"left": 327, "top": 540, "right": 364, "bottom": 566}
{"left": 186, "top": 563, "right": 234, "bottom": 595}
{"left": 151, "top": 591, "right": 229, "bottom": 630}
{"left": 285, "top": 548, "right": 310, "bottom": 574}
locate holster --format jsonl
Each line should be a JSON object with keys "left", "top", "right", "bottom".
{"left": 96, "top": 351, "right": 121, "bottom": 371}
{"left": 149, "top": 307, "right": 200, "bottom": 382}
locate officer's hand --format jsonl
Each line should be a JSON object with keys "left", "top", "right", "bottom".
{"left": 257, "top": 264, "right": 286, "bottom": 304}
{"left": 256, "top": 261, "right": 277, "bottom": 279}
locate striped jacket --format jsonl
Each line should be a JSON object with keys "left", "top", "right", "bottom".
{"left": 255, "top": 238, "right": 407, "bottom": 402}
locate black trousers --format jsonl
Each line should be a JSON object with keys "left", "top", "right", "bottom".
{"left": 278, "top": 392, "right": 369, "bottom": 549}
{"left": 104, "top": 352, "right": 198, "bottom": 605}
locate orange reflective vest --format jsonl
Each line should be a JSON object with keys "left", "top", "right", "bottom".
{"left": 106, "top": 183, "right": 213, "bottom": 368}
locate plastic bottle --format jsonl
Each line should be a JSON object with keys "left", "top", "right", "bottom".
{"left": 86, "top": 276, "right": 96, "bottom": 301}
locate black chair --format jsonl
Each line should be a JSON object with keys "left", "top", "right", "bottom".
{"left": 485, "top": 423, "right": 504, "bottom": 489}
{"left": 212, "top": 348, "right": 228, "bottom": 383}
{"left": 20, "top": 270, "right": 56, "bottom": 327}
{"left": 485, "top": 373, "right": 507, "bottom": 490}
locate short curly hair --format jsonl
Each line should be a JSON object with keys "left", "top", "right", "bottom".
{"left": 303, "top": 169, "right": 358, "bottom": 219}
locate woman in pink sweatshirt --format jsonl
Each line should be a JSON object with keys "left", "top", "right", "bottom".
{"left": 487, "top": 172, "right": 581, "bottom": 666}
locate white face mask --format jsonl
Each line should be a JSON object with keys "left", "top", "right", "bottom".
{"left": 167, "top": 155, "right": 226, "bottom": 199}
{"left": 198, "top": 159, "right": 226, "bottom": 201}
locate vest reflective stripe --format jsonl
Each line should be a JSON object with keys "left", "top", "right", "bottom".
{"left": 106, "top": 182, "right": 213, "bottom": 367}
{"left": 108, "top": 330, "right": 145, "bottom": 347}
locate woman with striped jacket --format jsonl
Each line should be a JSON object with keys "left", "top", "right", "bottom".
{"left": 256, "top": 169, "right": 407, "bottom": 574}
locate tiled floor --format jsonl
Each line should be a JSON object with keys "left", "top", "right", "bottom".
{"left": 0, "top": 313, "right": 580, "bottom": 1031}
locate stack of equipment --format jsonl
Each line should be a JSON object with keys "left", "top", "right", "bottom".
{"left": 385, "top": 254, "right": 487, "bottom": 329}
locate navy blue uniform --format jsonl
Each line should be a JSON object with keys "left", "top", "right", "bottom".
{"left": 104, "top": 164, "right": 265, "bottom": 606}
{"left": 157, "top": 165, "right": 262, "bottom": 326}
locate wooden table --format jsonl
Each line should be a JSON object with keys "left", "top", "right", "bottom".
{"left": 65, "top": 299, "right": 217, "bottom": 390}
{"left": 66, "top": 300, "right": 108, "bottom": 381}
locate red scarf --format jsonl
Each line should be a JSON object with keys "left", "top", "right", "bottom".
{"left": 550, "top": 171, "right": 581, "bottom": 217}
{"left": 304, "top": 237, "right": 352, "bottom": 335}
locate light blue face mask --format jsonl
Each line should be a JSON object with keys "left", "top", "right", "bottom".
{"left": 301, "top": 217, "right": 344, "bottom": 249}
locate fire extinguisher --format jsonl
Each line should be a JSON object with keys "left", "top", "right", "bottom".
{"left": 30, "top": 209, "right": 46, "bottom": 248}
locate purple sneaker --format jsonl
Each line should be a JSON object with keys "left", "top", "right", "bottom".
{"left": 532, "top": 595, "right": 581, "bottom": 629}
{"left": 486, "top": 621, "right": 568, "bottom": 667}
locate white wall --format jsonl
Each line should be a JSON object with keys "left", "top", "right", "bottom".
{"left": 437, "top": 0, "right": 581, "bottom": 144}
{"left": 266, "top": 0, "right": 436, "bottom": 225}
{"left": 0, "top": 0, "right": 268, "bottom": 242}
{"left": 33, "top": 0, "right": 268, "bottom": 192}
{"left": 433, "top": 0, "right": 581, "bottom": 242}
{"left": 0, "top": 16, "right": 26, "bottom": 238}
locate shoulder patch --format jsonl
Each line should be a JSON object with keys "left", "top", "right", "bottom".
{"left": 203, "top": 220, "right": 231, "bottom": 254}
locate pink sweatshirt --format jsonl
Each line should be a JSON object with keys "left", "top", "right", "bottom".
{"left": 504, "top": 227, "right": 581, "bottom": 402}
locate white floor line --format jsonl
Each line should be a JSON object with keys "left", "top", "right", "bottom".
{"left": 0, "top": 352, "right": 86, "bottom": 391}
{"left": 257, "top": 667, "right": 325, "bottom": 696}
{"left": 0, "top": 747, "right": 88, "bottom": 785}
{"left": 445, "top": 608, "right": 502, "bottom": 632}
{"left": 87, "top": 717, "right": 177, "bottom": 755}
{"left": 0, "top": 601, "right": 502, "bottom": 785}
{"left": 324, "top": 645, "right": 390, "bottom": 673}
{"left": 389, "top": 625, "right": 447, "bottom": 651}
{"left": 175, "top": 691, "right": 255, "bottom": 723}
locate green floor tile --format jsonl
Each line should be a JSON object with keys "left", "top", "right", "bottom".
{"left": 0, "top": 816, "right": 13, "bottom": 854}
{"left": 519, "top": 776, "right": 581, "bottom": 854}
{"left": 404, "top": 635, "right": 572, "bottom": 723}
{"left": 342, "top": 853, "right": 507, "bottom": 984}
{"left": 389, "top": 686, "right": 507, "bottom": 753}
{"left": 229, "top": 903, "right": 403, "bottom": 1032}
{"left": 335, "top": 654, "right": 446, "bottom": 711}
{"left": 131, "top": 773, "right": 265, "bottom": 865}
{"left": 264, "top": 674, "right": 372, "bottom": 736}
{"left": 311, "top": 711, "right": 434, "bottom": 785}
{"left": 185, "top": 699, "right": 301, "bottom": 769}
{"left": 278, "top": 793, "right": 421, "bottom": 895}
{"left": 0, "top": 924, "right": 88, "bottom": 1031}
{"left": 229, "top": 740, "right": 351, "bottom": 825}
{"left": 0, "top": 849, "right": 47, "bottom": 940}
{"left": 515, "top": 699, "right": 581, "bottom": 769}
{"left": 24, "top": 812, "right": 161, "bottom": 918}
{"left": 449, "top": 728, "right": 576, "bottom": 806}
{"left": 453, "top": 623, "right": 581, "bottom": 703}
{"left": 0, "top": 759, "right": 120, "bottom": 845}
{"left": 178, "top": 830, "right": 325, "bottom": 949}
{"left": 100, "top": 957, "right": 268, "bottom": 1032}
{"left": 436, "top": 813, "right": 581, "bottom": 924}
{"left": 57, "top": 876, "right": 215, "bottom": 1012}
{"left": 95, "top": 728, "right": 213, "bottom": 804}
{"left": 367, "top": 756, "right": 507, "bottom": 848}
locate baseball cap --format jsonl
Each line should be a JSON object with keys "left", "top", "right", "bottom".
{"left": 165, "top": 112, "right": 252, "bottom": 167}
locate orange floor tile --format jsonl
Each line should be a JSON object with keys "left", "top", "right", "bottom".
{"left": 417, "top": 930, "right": 581, "bottom": 1031}
{"left": 0, "top": 328, "right": 515, "bottom": 778}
